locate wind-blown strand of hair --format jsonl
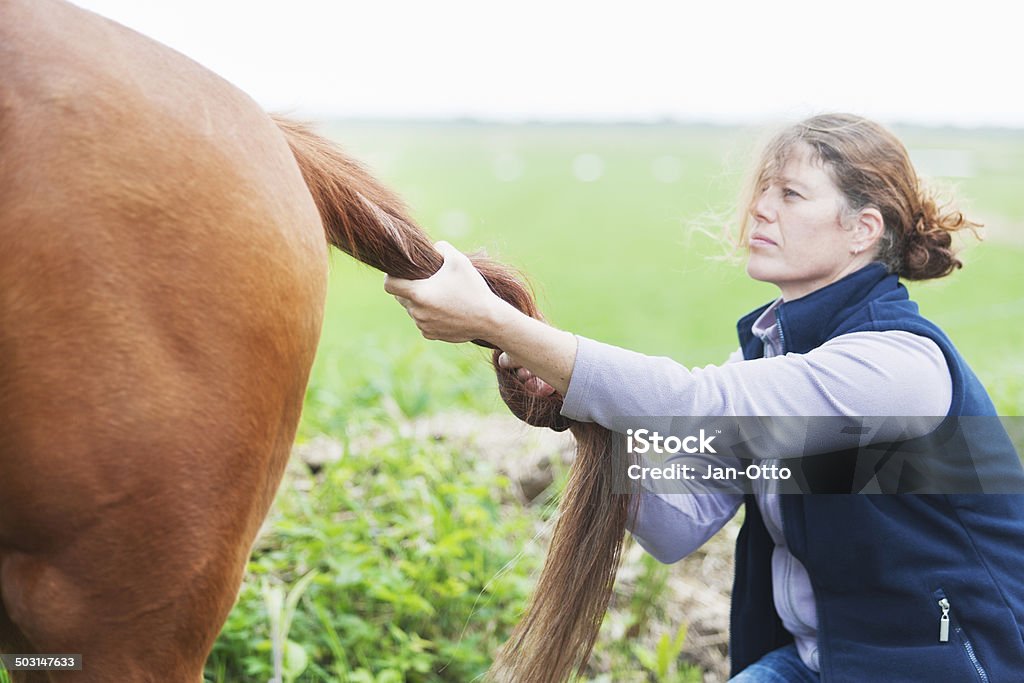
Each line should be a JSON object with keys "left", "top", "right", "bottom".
{"left": 276, "top": 116, "right": 637, "bottom": 683}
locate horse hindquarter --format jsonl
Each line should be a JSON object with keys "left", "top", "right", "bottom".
{"left": 0, "top": 0, "right": 327, "bottom": 679}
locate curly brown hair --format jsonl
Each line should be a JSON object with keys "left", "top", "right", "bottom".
{"left": 740, "top": 113, "right": 981, "bottom": 280}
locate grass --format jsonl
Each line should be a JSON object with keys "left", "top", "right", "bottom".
{"left": 205, "top": 409, "right": 703, "bottom": 682}
{"left": 206, "top": 426, "right": 541, "bottom": 682}
{"left": 304, "top": 121, "right": 1024, "bottom": 424}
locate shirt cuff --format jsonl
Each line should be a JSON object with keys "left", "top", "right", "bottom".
{"left": 560, "top": 334, "right": 598, "bottom": 422}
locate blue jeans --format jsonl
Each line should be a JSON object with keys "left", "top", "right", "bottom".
{"left": 728, "top": 644, "right": 820, "bottom": 682}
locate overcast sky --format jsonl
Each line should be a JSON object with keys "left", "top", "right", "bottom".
{"left": 74, "top": 0, "right": 1022, "bottom": 127}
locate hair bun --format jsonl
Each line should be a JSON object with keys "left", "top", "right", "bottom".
{"left": 899, "top": 187, "right": 979, "bottom": 280}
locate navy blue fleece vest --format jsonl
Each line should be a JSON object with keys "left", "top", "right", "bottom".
{"left": 730, "top": 263, "right": 1024, "bottom": 681}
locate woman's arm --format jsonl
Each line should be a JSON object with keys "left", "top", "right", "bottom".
{"left": 488, "top": 305, "right": 577, "bottom": 396}
{"left": 631, "top": 490, "right": 742, "bottom": 564}
{"left": 561, "top": 331, "right": 952, "bottom": 453}
{"left": 384, "top": 242, "right": 952, "bottom": 446}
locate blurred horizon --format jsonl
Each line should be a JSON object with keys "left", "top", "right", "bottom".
{"left": 297, "top": 117, "right": 1024, "bottom": 132}
{"left": 73, "top": 0, "right": 1024, "bottom": 129}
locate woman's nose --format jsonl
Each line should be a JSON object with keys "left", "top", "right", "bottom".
{"left": 751, "top": 188, "right": 776, "bottom": 223}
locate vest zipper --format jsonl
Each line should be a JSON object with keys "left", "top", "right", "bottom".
{"left": 781, "top": 496, "right": 830, "bottom": 681}
{"left": 959, "top": 631, "right": 990, "bottom": 683}
{"left": 775, "top": 317, "right": 787, "bottom": 353}
{"left": 938, "top": 598, "right": 950, "bottom": 642}
{"left": 937, "top": 595, "right": 990, "bottom": 683}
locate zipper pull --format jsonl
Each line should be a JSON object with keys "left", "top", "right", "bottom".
{"left": 938, "top": 598, "right": 950, "bottom": 642}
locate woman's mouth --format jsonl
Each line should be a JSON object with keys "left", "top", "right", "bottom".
{"left": 749, "top": 234, "right": 777, "bottom": 247}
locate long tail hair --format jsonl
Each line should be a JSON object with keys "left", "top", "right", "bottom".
{"left": 275, "top": 116, "right": 635, "bottom": 683}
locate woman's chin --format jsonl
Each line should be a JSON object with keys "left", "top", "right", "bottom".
{"left": 745, "top": 258, "right": 777, "bottom": 284}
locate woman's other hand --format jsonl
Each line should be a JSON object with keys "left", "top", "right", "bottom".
{"left": 498, "top": 351, "right": 557, "bottom": 397}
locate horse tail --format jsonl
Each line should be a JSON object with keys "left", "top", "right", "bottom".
{"left": 272, "top": 115, "right": 441, "bottom": 280}
{"left": 489, "top": 422, "right": 636, "bottom": 683}
{"left": 273, "top": 115, "right": 634, "bottom": 683}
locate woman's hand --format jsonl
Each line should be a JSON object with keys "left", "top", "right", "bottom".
{"left": 384, "top": 241, "right": 509, "bottom": 344}
{"left": 498, "top": 351, "right": 557, "bottom": 397}
{"left": 385, "top": 239, "right": 578, "bottom": 397}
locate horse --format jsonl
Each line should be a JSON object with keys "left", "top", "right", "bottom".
{"left": 0, "top": 1, "right": 630, "bottom": 681}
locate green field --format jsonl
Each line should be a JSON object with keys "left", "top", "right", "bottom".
{"left": 304, "top": 121, "right": 1024, "bottom": 429}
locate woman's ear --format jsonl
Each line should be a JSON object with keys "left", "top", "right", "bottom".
{"left": 851, "top": 207, "right": 885, "bottom": 254}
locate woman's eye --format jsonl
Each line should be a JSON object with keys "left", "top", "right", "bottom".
{"left": 782, "top": 187, "right": 802, "bottom": 199}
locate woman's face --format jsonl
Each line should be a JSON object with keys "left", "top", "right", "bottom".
{"left": 746, "top": 142, "right": 870, "bottom": 301}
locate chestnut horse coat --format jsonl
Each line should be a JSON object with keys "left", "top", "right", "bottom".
{"left": 0, "top": 1, "right": 337, "bottom": 680}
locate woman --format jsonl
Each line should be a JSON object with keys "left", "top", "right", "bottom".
{"left": 384, "top": 114, "right": 1024, "bottom": 681}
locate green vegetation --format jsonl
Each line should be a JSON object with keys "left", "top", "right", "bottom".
{"left": 205, "top": 384, "right": 702, "bottom": 681}
{"left": 207, "top": 410, "right": 539, "bottom": 682}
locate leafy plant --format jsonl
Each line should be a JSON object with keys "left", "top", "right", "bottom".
{"left": 206, "top": 410, "right": 542, "bottom": 682}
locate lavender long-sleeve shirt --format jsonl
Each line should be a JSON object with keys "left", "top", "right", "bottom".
{"left": 558, "top": 299, "right": 953, "bottom": 672}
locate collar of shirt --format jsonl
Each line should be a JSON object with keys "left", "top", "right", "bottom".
{"left": 751, "top": 297, "right": 783, "bottom": 357}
